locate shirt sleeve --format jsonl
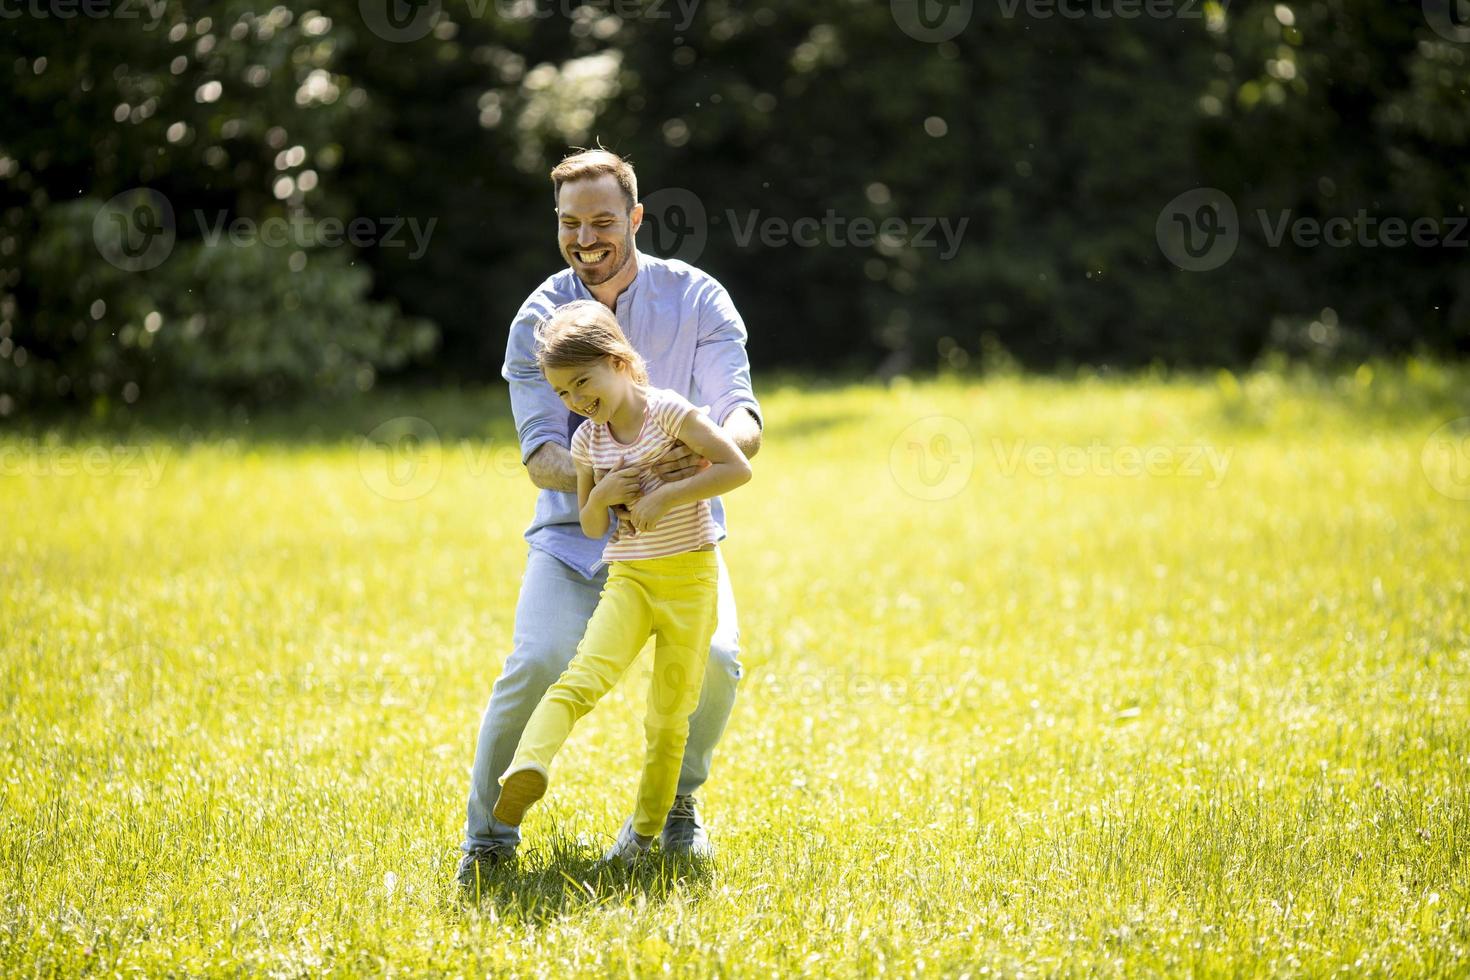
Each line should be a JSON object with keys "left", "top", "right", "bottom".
{"left": 501, "top": 297, "right": 567, "bottom": 465}
{"left": 652, "top": 388, "right": 700, "bottom": 440}
{"left": 691, "top": 277, "right": 763, "bottom": 429}
{"left": 569, "top": 420, "right": 593, "bottom": 468}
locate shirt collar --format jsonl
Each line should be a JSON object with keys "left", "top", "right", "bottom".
{"left": 567, "top": 249, "right": 648, "bottom": 313}
{"left": 614, "top": 250, "right": 647, "bottom": 316}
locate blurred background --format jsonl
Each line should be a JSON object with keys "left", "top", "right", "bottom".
{"left": 1, "top": 0, "right": 1467, "bottom": 417}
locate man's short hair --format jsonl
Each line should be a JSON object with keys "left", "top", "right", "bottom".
{"left": 550, "top": 148, "right": 638, "bottom": 212}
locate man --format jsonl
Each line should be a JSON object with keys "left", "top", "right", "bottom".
{"left": 457, "top": 148, "right": 763, "bottom": 889}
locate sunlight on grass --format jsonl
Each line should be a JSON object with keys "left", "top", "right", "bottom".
{"left": 2, "top": 364, "right": 1468, "bottom": 975}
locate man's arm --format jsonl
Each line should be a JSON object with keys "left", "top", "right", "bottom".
{"left": 651, "top": 278, "right": 764, "bottom": 482}
{"left": 724, "top": 406, "right": 763, "bottom": 460}
{"left": 503, "top": 301, "right": 574, "bottom": 491}
{"left": 691, "top": 278, "right": 763, "bottom": 435}
{"left": 526, "top": 442, "right": 578, "bottom": 493}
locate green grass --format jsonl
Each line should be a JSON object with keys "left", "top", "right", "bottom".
{"left": 3, "top": 362, "right": 1470, "bottom": 976}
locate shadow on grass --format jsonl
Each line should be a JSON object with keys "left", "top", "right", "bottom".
{"left": 4, "top": 384, "right": 521, "bottom": 448}
{"left": 14, "top": 360, "right": 1467, "bottom": 448}
{"left": 452, "top": 833, "right": 717, "bottom": 925}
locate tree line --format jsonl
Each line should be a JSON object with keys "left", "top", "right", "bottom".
{"left": 0, "top": 0, "right": 1465, "bottom": 411}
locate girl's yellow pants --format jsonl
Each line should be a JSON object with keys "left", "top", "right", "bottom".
{"left": 500, "top": 549, "right": 720, "bottom": 838}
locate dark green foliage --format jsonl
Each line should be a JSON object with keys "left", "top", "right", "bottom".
{"left": 0, "top": 0, "right": 1465, "bottom": 411}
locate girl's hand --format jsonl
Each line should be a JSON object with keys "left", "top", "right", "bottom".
{"left": 627, "top": 487, "right": 671, "bottom": 532}
{"left": 590, "top": 455, "right": 642, "bottom": 507}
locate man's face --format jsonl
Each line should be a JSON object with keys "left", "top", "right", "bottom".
{"left": 556, "top": 175, "right": 643, "bottom": 287}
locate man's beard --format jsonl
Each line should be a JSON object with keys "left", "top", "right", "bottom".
{"left": 570, "top": 231, "right": 635, "bottom": 287}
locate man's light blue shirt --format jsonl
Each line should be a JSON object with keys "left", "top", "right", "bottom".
{"left": 502, "top": 251, "right": 762, "bottom": 579}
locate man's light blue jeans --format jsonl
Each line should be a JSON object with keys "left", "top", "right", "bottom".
{"left": 461, "top": 545, "right": 743, "bottom": 854}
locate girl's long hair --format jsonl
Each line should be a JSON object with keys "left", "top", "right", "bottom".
{"left": 534, "top": 300, "right": 649, "bottom": 384}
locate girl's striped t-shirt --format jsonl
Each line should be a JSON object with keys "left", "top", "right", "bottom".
{"left": 570, "top": 386, "right": 721, "bottom": 563}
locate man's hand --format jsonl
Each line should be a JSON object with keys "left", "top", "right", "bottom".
{"left": 650, "top": 442, "right": 710, "bottom": 483}
{"left": 627, "top": 486, "right": 672, "bottom": 532}
{"left": 589, "top": 455, "right": 642, "bottom": 508}
{"left": 650, "top": 409, "right": 761, "bottom": 481}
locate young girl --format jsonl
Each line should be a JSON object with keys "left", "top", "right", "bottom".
{"left": 492, "top": 299, "right": 753, "bottom": 866}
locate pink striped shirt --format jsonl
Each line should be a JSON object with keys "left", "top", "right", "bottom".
{"left": 570, "top": 387, "right": 721, "bottom": 563}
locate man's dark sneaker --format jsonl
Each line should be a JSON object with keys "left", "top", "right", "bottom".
{"left": 660, "top": 794, "right": 713, "bottom": 858}
{"left": 598, "top": 816, "right": 653, "bottom": 869}
{"left": 456, "top": 843, "right": 517, "bottom": 895}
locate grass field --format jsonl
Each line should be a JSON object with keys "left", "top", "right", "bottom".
{"left": 3, "top": 362, "right": 1470, "bottom": 976}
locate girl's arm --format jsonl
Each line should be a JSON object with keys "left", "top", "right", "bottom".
{"left": 577, "top": 461, "right": 612, "bottom": 539}
{"left": 627, "top": 410, "right": 752, "bottom": 530}
{"left": 579, "top": 457, "right": 641, "bottom": 539}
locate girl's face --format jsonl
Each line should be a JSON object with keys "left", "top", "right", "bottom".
{"left": 543, "top": 357, "right": 636, "bottom": 424}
